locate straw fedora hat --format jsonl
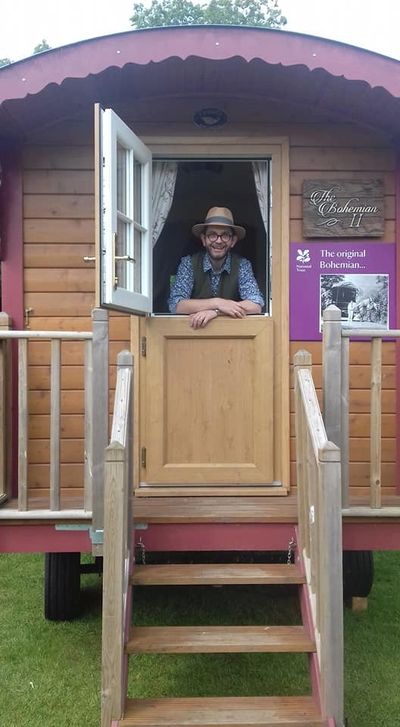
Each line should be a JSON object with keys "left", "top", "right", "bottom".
{"left": 192, "top": 207, "right": 246, "bottom": 240}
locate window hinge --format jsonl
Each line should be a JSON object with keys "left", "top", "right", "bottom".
{"left": 141, "top": 336, "right": 147, "bottom": 357}
{"left": 141, "top": 446, "right": 147, "bottom": 468}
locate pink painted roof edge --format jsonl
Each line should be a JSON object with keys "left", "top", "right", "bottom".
{"left": 0, "top": 26, "right": 399, "bottom": 104}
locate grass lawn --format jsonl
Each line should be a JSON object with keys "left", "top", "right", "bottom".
{"left": 1, "top": 551, "right": 400, "bottom": 726}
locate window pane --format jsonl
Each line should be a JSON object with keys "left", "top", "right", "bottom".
{"left": 134, "top": 159, "right": 142, "bottom": 224}
{"left": 117, "top": 144, "right": 128, "bottom": 215}
{"left": 116, "top": 218, "right": 128, "bottom": 289}
{"left": 134, "top": 226, "right": 142, "bottom": 293}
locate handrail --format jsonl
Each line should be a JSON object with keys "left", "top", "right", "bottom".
{"left": 0, "top": 308, "right": 108, "bottom": 515}
{"left": 0, "top": 331, "right": 93, "bottom": 339}
{"left": 101, "top": 350, "right": 134, "bottom": 727}
{"left": 323, "top": 305, "right": 399, "bottom": 509}
{"left": 294, "top": 350, "right": 343, "bottom": 726}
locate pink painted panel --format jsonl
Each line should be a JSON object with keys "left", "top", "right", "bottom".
{"left": 396, "top": 152, "right": 400, "bottom": 495}
{"left": 299, "top": 576, "right": 322, "bottom": 711}
{"left": 122, "top": 551, "right": 134, "bottom": 699}
{"left": 343, "top": 522, "right": 400, "bottom": 550}
{"left": 0, "top": 147, "right": 24, "bottom": 497}
{"left": 0, "top": 525, "right": 92, "bottom": 553}
{"left": 134, "top": 522, "right": 296, "bottom": 552}
{"left": 0, "top": 146, "right": 24, "bottom": 327}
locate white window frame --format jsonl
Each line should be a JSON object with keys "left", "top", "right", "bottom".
{"left": 100, "top": 108, "right": 152, "bottom": 313}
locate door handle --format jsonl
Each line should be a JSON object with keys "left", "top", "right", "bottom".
{"left": 112, "top": 232, "right": 136, "bottom": 288}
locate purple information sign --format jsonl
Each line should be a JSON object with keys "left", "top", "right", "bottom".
{"left": 290, "top": 241, "right": 396, "bottom": 340}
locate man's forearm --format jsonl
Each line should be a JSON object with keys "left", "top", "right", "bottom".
{"left": 175, "top": 298, "right": 262, "bottom": 315}
{"left": 176, "top": 298, "right": 221, "bottom": 314}
{"left": 239, "top": 300, "right": 262, "bottom": 314}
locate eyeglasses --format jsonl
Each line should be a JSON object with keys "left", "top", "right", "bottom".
{"left": 206, "top": 232, "right": 233, "bottom": 243}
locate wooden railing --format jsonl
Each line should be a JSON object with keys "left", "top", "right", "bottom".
{"left": 101, "top": 350, "right": 134, "bottom": 727}
{"left": 294, "top": 350, "right": 343, "bottom": 726}
{"left": 0, "top": 313, "right": 11, "bottom": 506}
{"left": 323, "top": 305, "right": 400, "bottom": 509}
{"left": 0, "top": 308, "right": 108, "bottom": 523}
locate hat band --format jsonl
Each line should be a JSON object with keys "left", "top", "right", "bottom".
{"left": 204, "top": 215, "right": 235, "bottom": 227}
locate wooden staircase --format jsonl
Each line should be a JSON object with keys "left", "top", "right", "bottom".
{"left": 116, "top": 559, "right": 327, "bottom": 726}
{"left": 101, "top": 350, "right": 343, "bottom": 727}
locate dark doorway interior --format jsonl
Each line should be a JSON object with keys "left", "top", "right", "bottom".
{"left": 153, "top": 161, "right": 269, "bottom": 313}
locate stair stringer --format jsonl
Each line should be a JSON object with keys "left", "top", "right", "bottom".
{"left": 296, "top": 526, "right": 323, "bottom": 719}
{"left": 296, "top": 525, "right": 343, "bottom": 727}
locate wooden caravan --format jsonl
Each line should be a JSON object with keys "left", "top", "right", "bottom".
{"left": 1, "top": 25, "right": 400, "bottom": 726}
{"left": 1, "top": 27, "right": 399, "bottom": 507}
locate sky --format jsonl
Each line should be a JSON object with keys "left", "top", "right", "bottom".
{"left": 1, "top": 0, "right": 399, "bottom": 64}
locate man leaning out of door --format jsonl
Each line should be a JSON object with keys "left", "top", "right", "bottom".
{"left": 168, "top": 207, "right": 264, "bottom": 328}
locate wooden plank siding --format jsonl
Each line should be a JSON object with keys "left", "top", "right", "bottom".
{"left": 21, "top": 118, "right": 397, "bottom": 501}
{"left": 289, "top": 133, "right": 397, "bottom": 497}
{"left": 22, "top": 145, "right": 131, "bottom": 504}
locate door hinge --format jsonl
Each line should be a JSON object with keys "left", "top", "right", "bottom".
{"left": 141, "top": 336, "right": 147, "bottom": 357}
{"left": 141, "top": 446, "right": 147, "bottom": 468}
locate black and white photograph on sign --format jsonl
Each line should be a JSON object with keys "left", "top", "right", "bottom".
{"left": 320, "top": 274, "right": 389, "bottom": 330}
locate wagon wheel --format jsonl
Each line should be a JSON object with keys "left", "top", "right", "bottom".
{"left": 342, "top": 550, "right": 374, "bottom": 600}
{"left": 44, "top": 552, "right": 81, "bottom": 621}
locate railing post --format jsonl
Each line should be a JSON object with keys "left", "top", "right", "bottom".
{"left": 90, "top": 308, "right": 109, "bottom": 533}
{"left": 370, "top": 338, "right": 382, "bottom": 508}
{"left": 18, "top": 339, "right": 28, "bottom": 511}
{"left": 84, "top": 339, "right": 93, "bottom": 512}
{"left": 322, "top": 306, "right": 342, "bottom": 446}
{"left": 0, "top": 312, "right": 11, "bottom": 504}
{"left": 101, "top": 442, "right": 129, "bottom": 727}
{"left": 318, "top": 441, "right": 343, "bottom": 725}
{"left": 50, "top": 339, "right": 61, "bottom": 510}
{"left": 322, "top": 305, "right": 350, "bottom": 506}
{"left": 293, "top": 350, "right": 312, "bottom": 560}
{"left": 340, "top": 337, "right": 350, "bottom": 508}
{"left": 101, "top": 351, "right": 134, "bottom": 727}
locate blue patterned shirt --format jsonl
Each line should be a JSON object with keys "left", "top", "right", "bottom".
{"left": 168, "top": 252, "right": 264, "bottom": 314}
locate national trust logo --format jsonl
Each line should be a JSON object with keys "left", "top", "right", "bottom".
{"left": 296, "top": 249, "right": 311, "bottom": 263}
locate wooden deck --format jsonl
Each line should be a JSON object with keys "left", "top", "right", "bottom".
{"left": 2, "top": 492, "right": 400, "bottom": 525}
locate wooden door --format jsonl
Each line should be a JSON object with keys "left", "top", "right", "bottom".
{"left": 139, "top": 316, "right": 277, "bottom": 494}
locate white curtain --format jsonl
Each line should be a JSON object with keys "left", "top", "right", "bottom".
{"left": 252, "top": 161, "right": 270, "bottom": 310}
{"left": 252, "top": 161, "right": 269, "bottom": 232}
{"left": 152, "top": 162, "right": 178, "bottom": 247}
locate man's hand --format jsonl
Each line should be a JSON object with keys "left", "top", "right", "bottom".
{"left": 189, "top": 309, "right": 219, "bottom": 329}
{"left": 215, "top": 299, "right": 247, "bottom": 318}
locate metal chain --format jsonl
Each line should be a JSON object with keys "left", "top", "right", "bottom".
{"left": 287, "top": 536, "right": 296, "bottom": 565}
{"left": 135, "top": 537, "right": 146, "bottom": 565}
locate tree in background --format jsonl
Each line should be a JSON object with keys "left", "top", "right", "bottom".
{"left": 0, "top": 39, "right": 52, "bottom": 67}
{"left": 33, "top": 40, "right": 51, "bottom": 54}
{"left": 320, "top": 275, "right": 346, "bottom": 313}
{"left": 131, "top": 0, "right": 287, "bottom": 29}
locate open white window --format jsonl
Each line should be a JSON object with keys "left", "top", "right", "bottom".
{"left": 100, "top": 108, "right": 152, "bottom": 313}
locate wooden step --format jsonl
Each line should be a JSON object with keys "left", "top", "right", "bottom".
{"left": 120, "top": 696, "right": 326, "bottom": 725}
{"left": 127, "top": 625, "right": 315, "bottom": 654}
{"left": 132, "top": 563, "right": 305, "bottom": 586}
{"left": 134, "top": 495, "right": 298, "bottom": 523}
